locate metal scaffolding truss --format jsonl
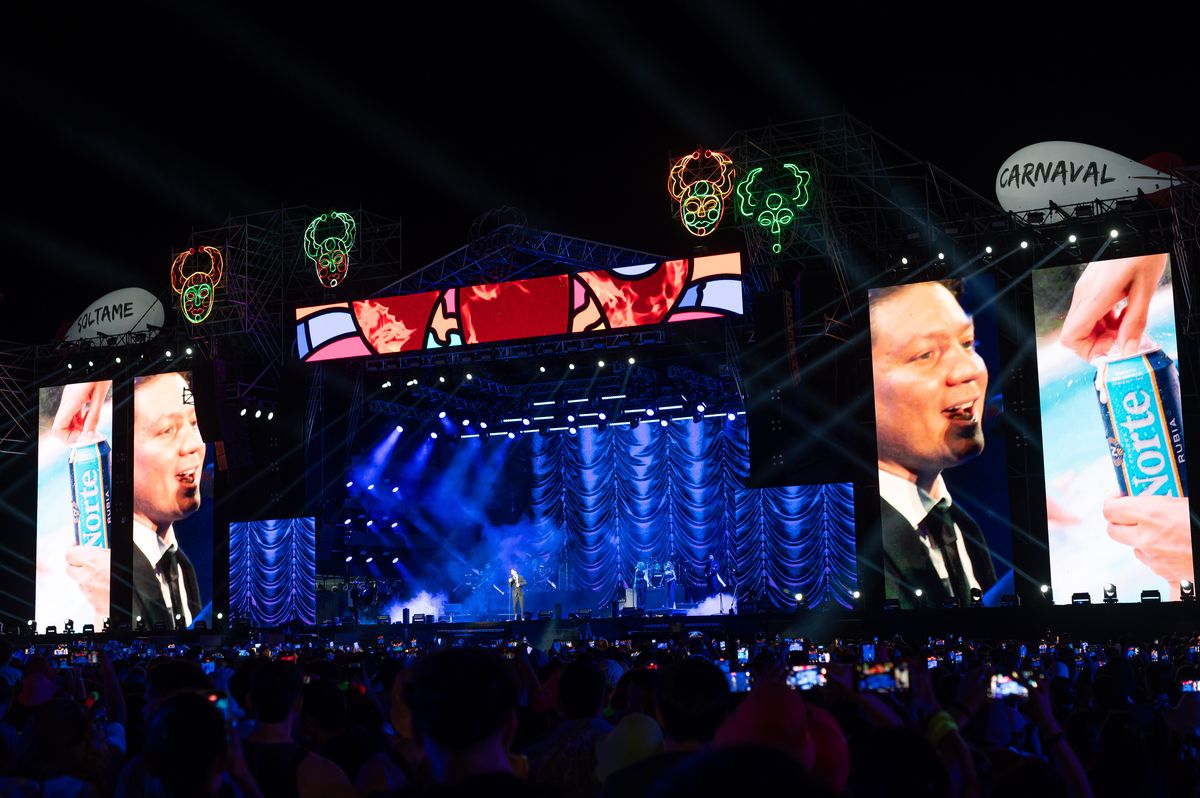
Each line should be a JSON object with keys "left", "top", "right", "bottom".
{"left": 372, "top": 225, "right": 665, "bottom": 297}
{"left": 0, "top": 342, "right": 35, "bottom": 456}
{"left": 723, "top": 113, "right": 1008, "bottom": 321}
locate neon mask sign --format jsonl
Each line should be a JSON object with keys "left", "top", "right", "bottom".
{"left": 735, "top": 164, "right": 812, "bottom": 254}
{"left": 170, "top": 246, "right": 224, "bottom": 324}
{"left": 668, "top": 149, "right": 735, "bottom": 237}
{"left": 304, "top": 211, "right": 357, "bottom": 288}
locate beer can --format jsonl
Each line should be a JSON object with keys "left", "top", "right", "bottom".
{"left": 1095, "top": 347, "right": 1188, "bottom": 498}
{"left": 69, "top": 437, "right": 112, "bottom": 548}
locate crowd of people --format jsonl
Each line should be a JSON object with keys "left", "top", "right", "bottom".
{"left": 1, "top": 628, "right": 1199, "bottom": 797}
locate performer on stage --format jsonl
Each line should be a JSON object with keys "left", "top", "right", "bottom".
{"left": 663, "top": 559, "right": 677, "bottom": 609}
{"left": 633, "top": 561, "right": 649, "bottom": 609}
{"left": 508, "top": 568, "right": 526, "bottom": 620}
{"left": 704, "top": 554, "right": 725, "bottom": 597}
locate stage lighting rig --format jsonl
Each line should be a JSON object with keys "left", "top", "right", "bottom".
{"left": 1182, "top": 581, "right": 1196, "bottom": 602}
{"left": 1103, "top": 584, "right": 1118, "bottom": 604}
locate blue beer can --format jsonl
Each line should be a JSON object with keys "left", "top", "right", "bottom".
{"left": 1096, "top": 347, "right": 1188, "bottom": 497}
{"left": 69, "top": 437, "right": 112, "bottom": 548}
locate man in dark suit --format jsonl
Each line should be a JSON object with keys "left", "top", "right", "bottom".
{"left": 508, "top": 568, "right": 526, "bottom": 620}
{"left": 869, "top": 281, "right": 997, "bottom": 608}
{"left": 132, "top": 372, "right": 206, "bottom": 628}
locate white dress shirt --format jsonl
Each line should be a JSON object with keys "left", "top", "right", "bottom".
{"left": 878, "top": 470, "right": 981, "bottom": 594}
{"left": 133, "top": 520, "right": 194, "bottom": 627}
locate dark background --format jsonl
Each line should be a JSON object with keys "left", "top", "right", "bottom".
{"left": 1, "top": 4, "right": 1190, "bottom": 343}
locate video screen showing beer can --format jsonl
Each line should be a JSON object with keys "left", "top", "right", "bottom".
{"left": 1033, "top": 254, "right": 1191, "bottom": 602}
{"left": 36, "top": 381, "right": 114, "bottom": 629}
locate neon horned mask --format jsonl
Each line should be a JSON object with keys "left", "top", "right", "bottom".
{"left": 668, "top": 149, "right": 735, "bottom": 237}
{"left": 735, "top": 164, "right": 812, "bottom": 254}
{"left": 170, "top": 246, "right": 224, "bottom": 324}
{"left": 304, "top": 211, "right": 357, "bottom": 289}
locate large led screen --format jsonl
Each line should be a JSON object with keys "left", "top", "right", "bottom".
{"left": 36, "top": 380, "right": 114, "bottom": 629}
{"left": 1034, "top": 253, "right": 1190, "bottom": 602}
{"left": 132, "top": 371, "right": 215, "bottom": 628}
{"left": 868, "top": 277, "right": 1013, "bottom": 608}
{"left": 230, "top": 517, "right": 317, "bottom": 627}
{"left": 295, "top": 252, "right": 743, "bottom": 362}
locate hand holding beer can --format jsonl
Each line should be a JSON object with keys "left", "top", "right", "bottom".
{"left": 69, "top": 437, "right": 112, "bottom": 549}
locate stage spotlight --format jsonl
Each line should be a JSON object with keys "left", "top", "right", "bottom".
{"left": 1103, "top": 583, "right": 1117, "bottom": 603}
{"left": 1141, "top": 589, "right": 1162, "bottom": 603}
{"left": 696, "top": 403, "right": 706, "bottom": 413}
{"left": 1068, "top": 234, "right": 1077, "bottom": 243}
{"left": 567, "top": 414, "right": 575, "bottom": 423}
{"left": 507, "top": 431, "right": 516, "bottom": 439}
{"left": 88, "top": 360, "right": 94, "bottom": 367}
{"left": 462, "top": 419, "right": 470, "bottom": 426}
{"left": 366, "top": 520, "right": 374, "bottom": 526}
{"left": 115, "top": 357, "right": 121, "bottom": 364}
{"left": 1182, "top": 581, "right": 1196, "bottom": 601}
{"left": 937, "top": 252, "right": 945, "bottom": 260}
{"left": 391, "top": 521, "right": 398, "bottom": 527}
{"left": 255, "top": 410, "right": 262, "bottom": 418}
{"left": 1020, "top": 241, "right": 1028, "bottom": 249}
{"left": 901, "top": 257, "right": 908, "bottom": 265}
{"left": 240, "top": 408, "right": 247, "bottom": 416}
{"left": 597, "top": 360, "right": 605, "bottom": 368}
{"left": 216, "top": 613, "right": 224, "bottom": 621}
{"left": 165, "top": 350, "right": 172, "bottom": 358}
{"left": 627, "top": 357, "right": 635, "bottom": 365}
{"left": 438, "top": 411, "right": 447, "bottom": 419}
{"left": 345, "top": 555, "right": 353, "bottom": 562}
{"left": 430, "top": 431, "right": 438, "bottom": 439}
{"left": 480, "top": 421, "right": 488, "bottom": 429}
{"left": 914, "top": 588, "right": 924, "bottom": 599}
{"left": 186, "top": 347, "right": 193, "bottom": 355}
{"left": 466, "top": 373, "right": 473, "bottom": 380}
{"left": 438, "top": 376, "right": 446, "bottom": 383}
{"left": 267, "top": 412, "right": 274, "bottom": 420}
{"left": 392, "top": 556, "right": 399, "bottom": 564}
{"left": 539, "top": 366, "right": 546, "bottom": 373}
{"left": 365, "top": 556, "right": 374, "bottom": 563}
{"left": 522, "top": 418, "right": 530, "bottom": 426}
{"left": 568, "top": 427, "right": 577, "bottom": 435}
{"left": 852, "top": 590, "right": 861, "bottom": 600}
{"left": 969, "top": 587, "right": 982, "bottom": 607}
{"left": 726, "top": 412, "right": 736, "bottom": 421}
{"left": 985, "top": 246, "right": 993, "bottom": 254}
{"left": 367, "top": 484, "right": 375, "bottom": 490}
{"left": 1110, "top": 229, "right": 1119, "bottom": 238}
{"left": 64, "top": 619, "right": 75, "bottom": 634}
{"left": 343, "top": 518, "right": 351, "bottom": 524}
{"left": 646, "top": 408, "right": 656, "bottom": 417}
{"left": 396, "top": 425, "right": 403, "bottom": 433}
{"left": 1041, "top": 585, "right": 1053, "bottom": 603}
{"left": 67, "top": 363, "right": 72, "bottom": 370}
{"left": 660, "top": 419, "right": 668, "bottom": 427}
{"left": 598, "top": 412, "right": 607, "bottom": 421}
{"left": 569, "top": 363, "right": 576, "bottom": 370}
{"left": 1071, "top": 592, "right": 1091, "bottom": 605}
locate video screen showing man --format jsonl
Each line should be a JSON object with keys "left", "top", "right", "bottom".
{"left": 1034, "top": 254, "right": 1191, "bottom": 602}
{"left": 133, "top": 371, "right": 213, "bottom": 629}
{"left": 869, "top": 279, "right": 1012, "bottom": 608}
{"left": 37, "top": 380, "right": 114, "bottom": 629}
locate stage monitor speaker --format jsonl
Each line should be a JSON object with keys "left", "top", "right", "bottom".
{"left": 402, "top": 608, "right": 410, "bottom": 625}
{"left": 741, "top": 280, "right": 874, "bottom": 488}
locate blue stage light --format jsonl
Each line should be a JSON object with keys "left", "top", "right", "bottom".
{"left": 438, "top": 411, "right": 447, "bottom": 419}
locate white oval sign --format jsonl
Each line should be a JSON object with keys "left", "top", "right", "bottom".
{"left": 66, "top": 287, "right": 164, "bottom": 342}
{"left": 995, "top": 141, "right": 1175, "bottom": 217}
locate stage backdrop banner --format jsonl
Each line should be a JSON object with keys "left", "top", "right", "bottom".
{"left": 527, "top": 419, "right": 855, "bottom": 608}
{"left": 230, "top": 518, "right": 317, "bottom": 626}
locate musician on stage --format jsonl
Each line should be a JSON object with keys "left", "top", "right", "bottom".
{"left": 663, "top": 559, "right": 677, "bottom": 609}
{"left": 704, "top": 554, "right": 725, "bottom": 597}
{"left": 633, "top": 560, "right": 649, "bottom": 609}
{"left": 508, "top": 568, "right": 527, "bottom": 620}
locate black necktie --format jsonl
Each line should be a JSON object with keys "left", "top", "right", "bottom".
{"left": 921, "top": 500, "right": 970, "bottom": 602}
{"left": 159, "top": 548, "right": 185, "bottom": 627}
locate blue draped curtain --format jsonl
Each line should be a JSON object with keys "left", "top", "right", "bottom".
{"left": 529, "top": 418, "right": 855, "bottom": 608}
{"left": 230, "top": 518, "right": 317, "bottom": 626}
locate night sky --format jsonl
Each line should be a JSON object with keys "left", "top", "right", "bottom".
{"left": 2, "top": 4, "right": 1190, "bottom": 344}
